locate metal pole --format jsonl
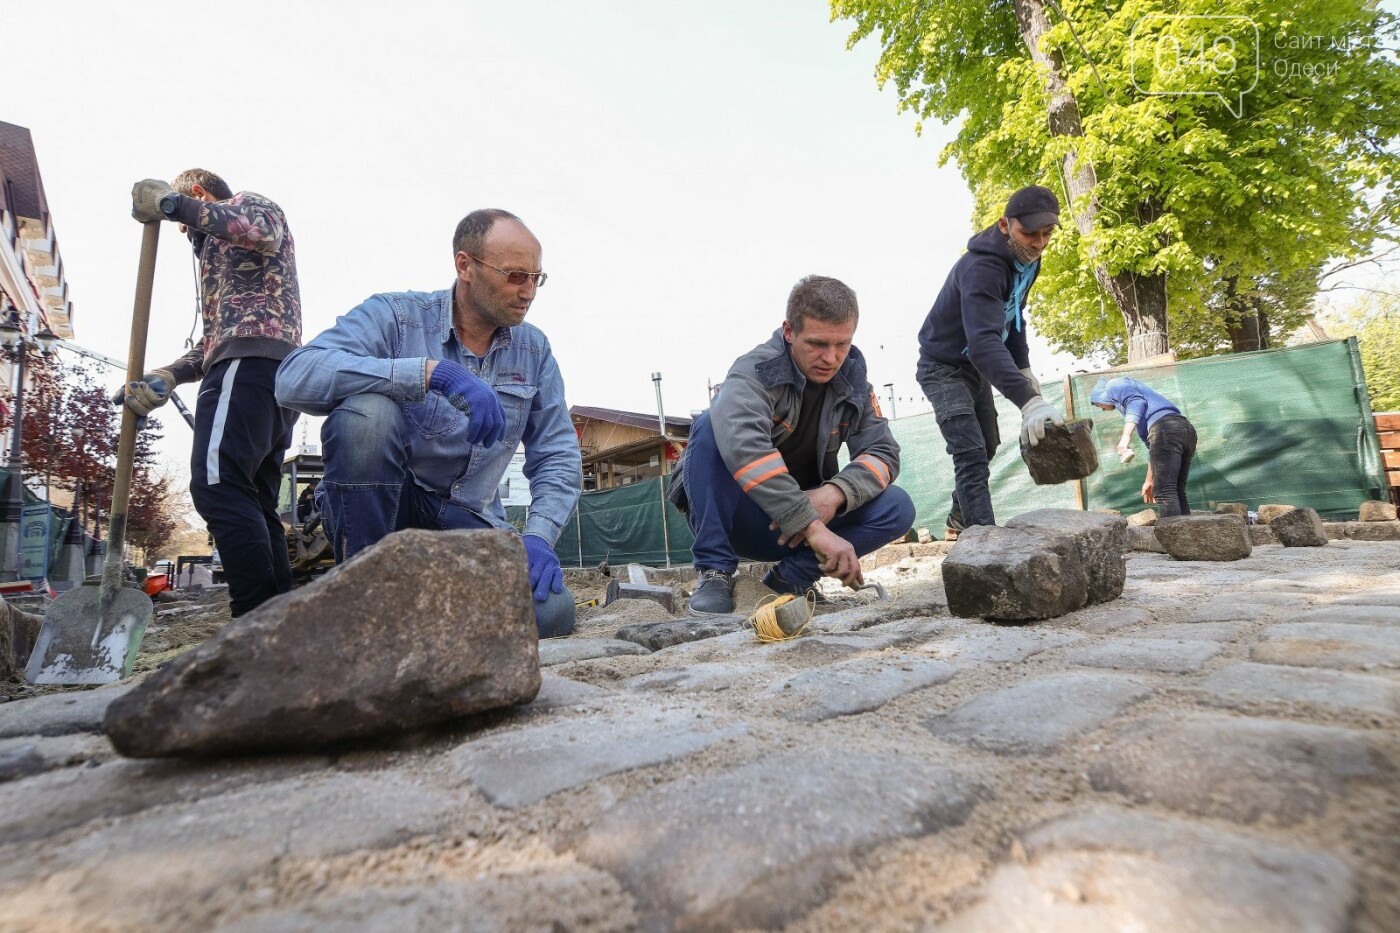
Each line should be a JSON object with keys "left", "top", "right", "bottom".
{"left": 9, "top": 340, "right": 26, "bottom": 463}
{"left": 884, "top": 382, "right": 896, "bottom": 421}
{"left": 652, "top": 371, "right": 666, "bottom": 436}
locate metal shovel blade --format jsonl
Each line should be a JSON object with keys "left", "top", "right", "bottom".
{"left": 24, "top": 586, "right": 151, "bottom": 684}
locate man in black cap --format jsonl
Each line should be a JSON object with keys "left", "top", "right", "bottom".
{"left": 914, "top": 185, "right": 1065, "bottom": 534}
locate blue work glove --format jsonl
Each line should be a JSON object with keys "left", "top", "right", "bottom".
{"left": 428, "top": 360, "right": 506, "bottom": 448}
{"left": 522, "top": 534, "right": 564, "bottom": 603}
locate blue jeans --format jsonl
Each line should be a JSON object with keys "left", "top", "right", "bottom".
{"left": 682, "top": 412, "right": 915, "bottom": 588}
{"left": 318, "top": 393, "right": 574, "bottom": 638}
{"left": 917, "top": 360, "right": 1000, "bottom": 528}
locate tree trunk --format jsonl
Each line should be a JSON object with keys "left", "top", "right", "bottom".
{"left": 1222, "top": 276, "right": 1270, "bottom": 353}
{"left": 1011, "top": 0, "right": 1170, "bottom": 361}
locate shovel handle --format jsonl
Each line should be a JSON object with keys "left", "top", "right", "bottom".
{"left": 99, "top": 222, "right": 160, "bottom": 619}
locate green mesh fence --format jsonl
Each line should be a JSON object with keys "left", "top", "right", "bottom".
{"left": 513, "top": 339, "right": 1384, "bottom": 563}
{"left": 510, "top": 475, "right": 694, "bottom": 568}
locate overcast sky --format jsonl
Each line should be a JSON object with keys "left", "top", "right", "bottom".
{"left": 6, "top": 0, "right": 1086, "bottom": 465}
{"left": 13, "top": 0, "right": 1385, "bottom": 471}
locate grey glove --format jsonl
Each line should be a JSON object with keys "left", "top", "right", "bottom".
{"left": 1019, "top": 367, "right": 1042, "bottom": 396}
{"left": 131, "top": 179, "right": 175, "bottom": 223}
{"left": 1019, "top": 396, "right": 1065, "bottom": 447}
{"left": 113, "top": 369, "right": 175, "bottom": 416}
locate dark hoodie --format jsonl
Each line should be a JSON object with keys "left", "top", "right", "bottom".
{"left": 917, "top": 224, "right": 1037, "bottom": 408}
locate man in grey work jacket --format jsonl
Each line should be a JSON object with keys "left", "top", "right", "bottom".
{"left": 276, "top": 209, "right": 580, "bottom": 637}
{"left": 673, "top": 275, "right": 915, "bottom": 614}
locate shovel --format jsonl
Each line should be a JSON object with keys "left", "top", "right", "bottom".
{"left": 25, "top": 222, "right": 160, "bottom": 684}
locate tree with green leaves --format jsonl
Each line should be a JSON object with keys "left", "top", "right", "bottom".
{"left": 833, "top": 0, "right": 1400, "bottom": 362}
{"left": 1314, "top": 291, "right": 1400, "bottom": 411}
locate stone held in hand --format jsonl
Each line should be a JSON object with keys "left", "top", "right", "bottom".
{"left": 1154, "top": 514, "right": 1252, "bottom": 562}
{"left": 103, "top": 528, "right": 541, "bottom": 758}
{"left": 1006, "top": 508, "right": 1127, "bottom": 605}
{"left": 1020, "top": 418, "right": 1099, "bottom": 485}
{"left": 1359, "top": 500, "right": 1398, "bottom": 522}
{"left": 942, "top": 525, "right": 1089, "bottom": 621}
{"left": 1271, "top": 506, "right": 1328, "bottom": 547}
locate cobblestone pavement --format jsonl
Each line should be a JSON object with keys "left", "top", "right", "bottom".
{"left": 0, "top": 540, "right": 1397, "bottom": 931}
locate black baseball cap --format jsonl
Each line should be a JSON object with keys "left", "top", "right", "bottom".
{"left": 1005, "top": 185, "right": 1061, "bottom": 230}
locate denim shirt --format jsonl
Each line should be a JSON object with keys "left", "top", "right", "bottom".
{"left": 275, "top": 287, "right": 581, "bottom": 545}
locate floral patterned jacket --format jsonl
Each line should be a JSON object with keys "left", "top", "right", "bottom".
{"left": 158, "top": 191, "right": 302, "bottom": 384}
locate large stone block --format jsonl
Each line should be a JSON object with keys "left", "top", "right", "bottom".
{"left": 103, "top": 529, "right": 541, "bottom": 757}
{"left": 1359, "top": 500, "right": 1398, "bottom": 522}
{"left": 1257, "top": 504, "right": 1296, "bottom": 524}
{"left": 940, "top": 809, "right": 1354, "bottom": 932}
{"left": 942, "top": 525, "right": 1088, "bottom": 621}
{"left": 615, "top": 616, "right": 746, "bottom": 650}
{"left": 1088, "top": 714, "right": 1389, "bottom": 825}
{"left": 1271, "top": 506, "right": 1328, "bottom": 547}
{"left": 1020, "top": 418, "right": 1099, "bottom": 485}
{"left": 1126, "top": 525, "right": 1166, "bottom": 552}
{"left": 1342, "top": 520, "right": 1400, "bottom": 542}
{"left": 1154, "top": 514, "right": 1252, "bottom": 561}
{"left": 576, "top": 749, "right": 980, "bottom": 930}
{"left": 1006, "top": 508, "right": 1127, "bottom": 604}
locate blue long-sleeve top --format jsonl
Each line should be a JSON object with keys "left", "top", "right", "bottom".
{"left": 1090, "top": 376, "right": 1181, "bottom": 444}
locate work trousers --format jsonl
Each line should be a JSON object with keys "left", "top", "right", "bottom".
{"left": 917, "top": 360, "right": 1000, "bottom": 529}
{"left": 1148, "top": 414, "right": 1198, "bottom": 518}
{"left": 190, "top": 357, "right": 298, "bottom": 617}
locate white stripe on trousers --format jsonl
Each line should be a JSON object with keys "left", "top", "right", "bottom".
{"left": 205, "top": 359, "right": 241, "bottom": 486}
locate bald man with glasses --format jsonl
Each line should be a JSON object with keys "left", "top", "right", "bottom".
{"left": 276, "top": 209, "right": 581, "bottom": 638}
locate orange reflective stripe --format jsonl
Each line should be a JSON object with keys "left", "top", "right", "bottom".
{"left": 732, "top": 451, "right": 782, "bottom": 482}
{"left": 742, "top": 464, "right": 789, "bottom": 493}
{"left": 856, "top": 455, "right": 890, "bottom": 488}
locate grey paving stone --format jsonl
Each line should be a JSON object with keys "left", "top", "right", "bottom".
{"left": 1072, "top": 607, "right": 1153, "bottom": 634}
{"left": 1331, "top": 588, "right": 1400, "bottom": 608}
{"left": 577, "top": 748, "right": 979, "bottom": 930}
{"left": 449, "top": 707, "right": 744, "bottom": 808}
{"left": 1252, "top": 621, "right": 1400, "bottom": 670}
{"left": 799, "top": 615, "right": 955, "bottom": 647}
{"left": 1127, "top": 525, "right": 1166, "bottom": 552}
{"left": 0, "top": 685, "right": 134, "bottom": 738}
{"left": 217, "top": 870, "right": 635, "bottom": 933}
{"left": 1089, "top": 714, "right": 1391, "bottom": 825}
{"left": 926, "top": 672, "right": 1153, "bottom": 754}
{"left": 1141, "top": 621, "right": 1248, "bottom": 642}
{"left": 805, "top": 597, "right": 947, "bottom": 633}
{"left": 762, "top": 655, "right": 958, "bottom": 722}
{"left": 0, "top": 752, "right": 327, "bottom": 844}
{"left": 0, "top": 770, "right": 467, "bottom": 931}
{"left": 1196, "top": 662, "right": 1400, "bottom": 717}
{"left": 1290, "top": 604, "right": 1400, "bottom": 627}
{"left": 919, "top": 628, "right": 1080, "bottom": 664}
{"left": 519, "top": 674, "right": 616, "bottom": 711}
{"left": 1065, "top": 638, "right": 1221, "bottom": 674}
{"left": 0, "top": 733, "right": 113, "bottom": 783}
{"left": 941, "top": 808, "right": 1354, "bottom": 932}
{"left": 616, "top": 616, "right": 746, "bottom": 650}
{"left": 622, "top": 662, "right": 768, "bottom": 693}
{"left": 537, "top": 638, "right": 651, "bottom": 667}
{"left": 1187, "top": 600, "right": 1272, "bottom": 623}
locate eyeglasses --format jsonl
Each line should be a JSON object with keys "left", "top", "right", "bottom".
{"left": 466, "top": 254, "right": 548, "bottom": 288}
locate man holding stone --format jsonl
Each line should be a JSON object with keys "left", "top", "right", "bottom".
{"left": 674, "top": 275, "right": 915, "bottom": 614}
{"left": 275, "top": 209, "right": 580, "bottom": 637}
{"left": 915, "top": 185, "right": 1066, "bottom": 535}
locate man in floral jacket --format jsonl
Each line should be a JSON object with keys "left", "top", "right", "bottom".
{"left": 120, "top": 170, "right": 301, "bottom": 617}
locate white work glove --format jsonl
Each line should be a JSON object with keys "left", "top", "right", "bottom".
{"left": 1020, "top": 367, "right": 1041, "bottom": 396}
{"left": 1019, "top": 396, "right": 1064, "bottom": 447}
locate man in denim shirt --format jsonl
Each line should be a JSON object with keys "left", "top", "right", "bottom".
{"left": 276, "top": 210, "right": 580, "bottom": 637}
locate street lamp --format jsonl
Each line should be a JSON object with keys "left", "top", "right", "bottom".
{"left": 0, "top": 310, "right": 59, "bottom": 581}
